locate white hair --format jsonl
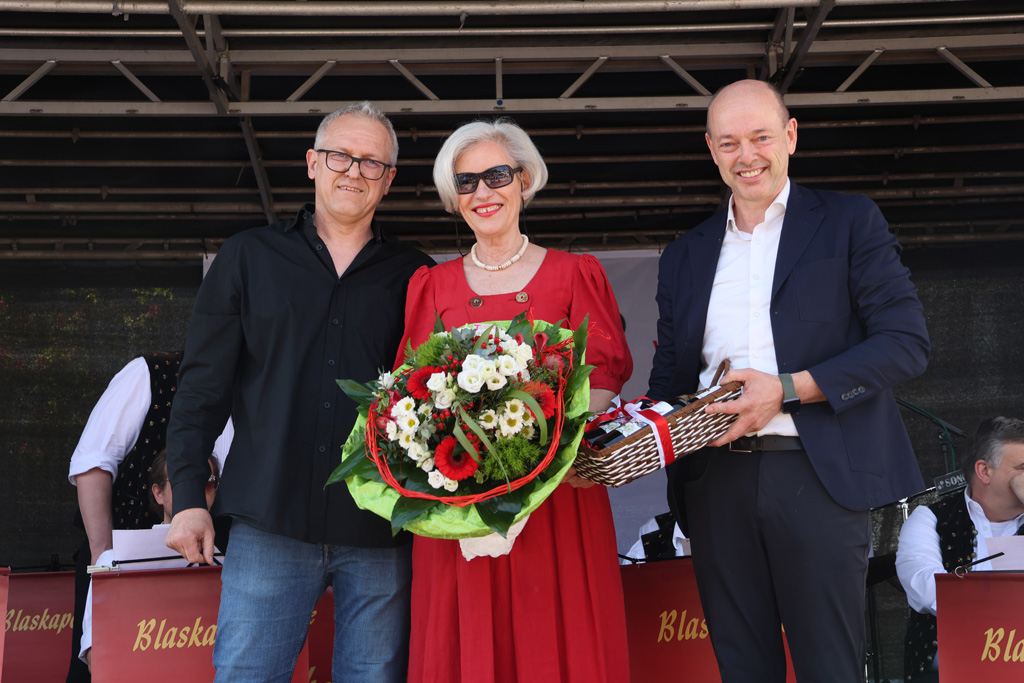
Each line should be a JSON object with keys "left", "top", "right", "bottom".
{"left": 313, "top": 101, "right": 399, "bottom": 166}
{"left": 432, "top": 118, "right": 549, "bottom": 214}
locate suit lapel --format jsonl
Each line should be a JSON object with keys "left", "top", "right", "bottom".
{"left": 772, "top": 183, "right": 824, "bottom": 301}
{"left": 687, "top": 211, "right": 728, "bottom": 338}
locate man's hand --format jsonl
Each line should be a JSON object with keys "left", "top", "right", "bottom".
{"left": 562, "top": 465, "right": 597, "bottom": 489}
{"left": 165, "top": 508, "right": 216, "bottom": 565}
{"left": 705, "top": 368, "right": 784, "bottom": 447}
{"left": 1010, "top": 472, "right": 1024, "bottom": 507}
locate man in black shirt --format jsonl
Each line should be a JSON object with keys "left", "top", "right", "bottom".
{"left": 165, "top": 101, "right": 433, "bottom": 682}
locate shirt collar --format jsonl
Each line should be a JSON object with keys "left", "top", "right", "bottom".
{"left": 725, "top": 178, "right": 792, "bottom": 234}
{"left": 964, "top": 488, "right": 1024, "bottom": 526}
{"left": 286, "top": 203, "right": 385, "bottom": 244}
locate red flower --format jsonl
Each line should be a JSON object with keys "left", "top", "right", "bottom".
{"left": 407, "top": 366, "right": 438, "bottom": 400}
{"left": 522, "top": 380, "right": 557, "bottom": 419}
{"left": 434, "top": 436, "right": 479, "bottom": 481}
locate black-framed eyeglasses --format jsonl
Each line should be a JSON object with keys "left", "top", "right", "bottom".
{"left": 454, "top": 165, "right": 523, "bottom": 194}
{"left": 316, "top": 149, "right": 392, "bottom": 180}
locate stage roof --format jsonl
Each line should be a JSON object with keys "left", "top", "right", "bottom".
{"left": 1, "top": 0, "right": 1022, "bottom": 260}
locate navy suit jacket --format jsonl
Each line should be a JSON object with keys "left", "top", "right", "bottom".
{"left": 649, "top": 182, "right": 930, "bottom": 514}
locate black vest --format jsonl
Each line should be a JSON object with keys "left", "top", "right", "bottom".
{"left": 903, "top": 494, "right": 977, "bottom": 682}
{"left": 110, "top": 351, "right": 182, "bottom": 530}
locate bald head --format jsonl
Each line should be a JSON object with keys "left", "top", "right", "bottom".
{"left": 706, "top": 80, "right": 790, "bottom": 136}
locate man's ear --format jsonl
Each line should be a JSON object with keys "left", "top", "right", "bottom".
{"left": 152, "top": 483, "right": 167, "bottom": 507}
{"left": 975, "top": 459, "right": 992, "bottom": 486}
{"left": 305, "top": 148, "right": 318, "bottom": 180}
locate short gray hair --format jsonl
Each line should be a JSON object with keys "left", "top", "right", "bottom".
{"left": 314, "top": 101, "right": 399, "bottom": 166}
{"left": 433, "top": 118, "right": 549, "bottom": 214}
{"left": 962, "top": 416, "right": 1024, "bottom": 485}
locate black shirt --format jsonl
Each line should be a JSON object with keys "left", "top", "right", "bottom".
{"left": 167, "top": 204, "right": 434, "bottom": 546}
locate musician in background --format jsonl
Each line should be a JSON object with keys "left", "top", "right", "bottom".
{"left": 896, "top": 416, "right": 1024, "bottom": 682}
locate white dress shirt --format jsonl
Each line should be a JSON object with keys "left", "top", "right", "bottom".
{"left": 68, "top": 356, "right": 232, "bottom": 485}
{"left": 896, "top": 489, "right": 1024, "bottom": 617}
{"left": 699, "top": 179, "right": 797, "bottom": 437}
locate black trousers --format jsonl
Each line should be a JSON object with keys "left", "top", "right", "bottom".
{"left": 65, "top": 535, "right": 91, "bottom": 683}
{"left": 681, "top": 447, "right": 870, "bottom": 683}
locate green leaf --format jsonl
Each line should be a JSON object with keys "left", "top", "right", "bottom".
{"left": 565, "top": 364, "right": 594, "bottom": 401}
{"left": 572, "top": 314, "right": 590, "bottom": 364}
{"left": 433, "top": 312, "right": 446, "bottom": 334}
{"left": 475, "top": 324, "right": 496, "bottom": 351}
{"left": 335, "top": 379, "right": 376, "bottom": 408}
{"left": 456, "top": 406, "right": 494, "bottom": 460}
{"left": 506, "top": 312, "right": 533, "bottom": 340}
{"left": 390, "top": 496, "right": 441, "bottom": 534}
{"left": 452, "top": 421, "right": 482, "bottom": 463}
{"left": 474, "top": 487, "right": 525, "bottom": 538}
{"left": 505, "top": 389, "right": 549, "bottom": 446}
{"left": 325, "top": 450, "right": 378, "bottom": 486}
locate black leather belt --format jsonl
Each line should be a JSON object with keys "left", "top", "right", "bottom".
{"left": 728, "top": 435, "right": 804, "bottom": 452}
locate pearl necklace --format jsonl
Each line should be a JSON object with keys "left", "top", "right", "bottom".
{"left": 470, "top": 234, "right": 529, "bottom": 272}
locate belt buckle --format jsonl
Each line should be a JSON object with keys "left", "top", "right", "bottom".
{"left": 728, "top": 439, "right": 753, "bottom": 453}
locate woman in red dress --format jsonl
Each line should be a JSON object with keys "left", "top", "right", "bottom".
{"left": 397, "top": 118, "right": 633, "bottom": 682}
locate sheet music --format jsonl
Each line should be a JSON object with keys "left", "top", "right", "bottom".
{"left": 985, "top": 536, "right": 1024, "bottom": 572}
{"left": 111, "top": 525, "right": 220, "bottom": 570}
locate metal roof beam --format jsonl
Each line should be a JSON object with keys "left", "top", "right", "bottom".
{"left": 4, "top": 86, "right": 1024, "bottom": 116}
{"left": 2, "top": 59, "right": 57, "bottom": 102}
{"left": 388, "top": 60, "right": 439, "bottom": 101}
{"left": 110, "top": 60, "right": 161, "bottom": 102}
{"left": 936, "top": 46, "right": 994, "bottom": 88}
{"left": 835, "top": 49, "right": 884, "bottom": 93}
{"left": 560, "top": 57, "right": 608, "bottom": 99}
{"left": 659, "top": 56, "right": 711, "bottom": 96}
{"left": 168, "top": 0, "right": 229, "bottom": 114}
{"left": 775, "top": 0, "right": 836, "bottom": 93}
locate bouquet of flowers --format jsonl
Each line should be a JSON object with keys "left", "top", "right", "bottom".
{"left": 327, "top": 312, "right": 593, "bottom": 539}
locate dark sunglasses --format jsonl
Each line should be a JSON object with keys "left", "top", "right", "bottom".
{"left": 454, "top": 165, "right": 523, "bottom": 194}
{"left": 205, "top": 473, "right": 220, "bottom": 491}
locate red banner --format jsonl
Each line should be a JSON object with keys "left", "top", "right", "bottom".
{"left": 620, "top": 559, "right": 796, "bottom": 682}
{"left": 2, "top": 571, "right": 75, "bottom": 683}
{"left": 0, "top": 567, "right": 9, "bottom": 683}
{"left": 307, "top": 587, "right": 335, "bottom": 683}
{"left": 936, "top": 572, "right": 1024, "bottom": 681}
{"left": 92, "top": 566, "right": 307, "bottom": 682}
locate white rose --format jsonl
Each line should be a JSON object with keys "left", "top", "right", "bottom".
{"left": 420, "top": 457, "right": 434, "bottom": 472}
{"left": 433, "top": 390, "right": 453, "bottom": 410}
{"left": 478, "top": 360, "right": 497, "bottom": 379}
{"left": 462, "top": 354, "right": 483, "bottom": 371}
{"left": 515, "top": 345, "right": 534, "bottom": 368}
{"left": 457, "top": 369, "right": 485, "bottom": 393}
{"left": 497, "top": 355, "right": 520, "bottom": 376}
{"left": 406, "top": 441, "right": 426, "bottom": 461}
{"left": 378, "top": 371, "right": 396, "bottom": 390}
{"left": 426, "top": 371, "right": 447, "bottom": 393}
{"left": 443, "top": 477, "right": 459, "bottom": 492}
{"left": 427, "top": 470, "right": 445, "bottom": 489}
{"left": 503, "top": 339, "right": 519, "bottom": 357}
{"left": 385, "top": 421, "right": 399, "bottom": 441}
{"left": 485, "top": 373, "right": 507, "bottom": 391}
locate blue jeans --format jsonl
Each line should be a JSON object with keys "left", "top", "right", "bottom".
{"left": 213, "top": 521, "right": 412, "bottom": 683}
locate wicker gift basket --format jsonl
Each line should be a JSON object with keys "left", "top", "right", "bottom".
{"left": 575, "top": 362, "right": 742, "bottom": 487}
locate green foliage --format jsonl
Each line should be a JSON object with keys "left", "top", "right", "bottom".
{"left": 475, "top": 487, "right": 525, "bottom": 537}
{"left": 407, "top": 333, "right": 448, "bottom": 368}
{"left": 390, "top": 497, "right": 441, "bottom": 535}
{"left": 480, "top": 436, "right": 542, "bottom": 481}
{"left": 506, "top": 311, "right": 532, "bottom": 340}
{"left": 325, "top": 448, "right": 379, "bottom": 486}
{"left": 336, "top": 378, "right": 376, "bottom": 409}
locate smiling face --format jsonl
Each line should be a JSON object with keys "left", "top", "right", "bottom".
{"left": 454, "top": 141, "right": 529, "bottom": 241}
{"left": 705, "top": 80, "right": 797, "bottom": 220}
{"left": 306, "top": 114, "right": 396, "bottom": 228}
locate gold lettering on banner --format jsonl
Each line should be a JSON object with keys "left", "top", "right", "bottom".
{"left": 133, "top": 617, "right": 217, "bottom": 652}
{"left": 657, "top": 609, "right": 708, "bottom": 643}
{"left": 5, "top": 608, "right": 74, "bottom": 635}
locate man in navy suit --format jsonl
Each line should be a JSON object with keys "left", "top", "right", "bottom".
{"left": 648, "top": 79, "right": 930, "bottom": 682}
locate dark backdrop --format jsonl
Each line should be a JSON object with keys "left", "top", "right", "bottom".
{"left": 0, "top": 243, "right": 1021, "bottom": 680}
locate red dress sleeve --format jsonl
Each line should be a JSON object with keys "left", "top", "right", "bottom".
{"left": 569, "top": 254, "right": 633, "bottom": 394}
{"left": 395, "top": 264, "right": 436, "bottom": 370}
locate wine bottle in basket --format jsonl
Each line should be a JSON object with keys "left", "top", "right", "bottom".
{"left": 585, "top": 399, "right": 686, "bottom": 450}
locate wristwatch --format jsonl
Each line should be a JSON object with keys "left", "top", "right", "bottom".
{"left": 779, "top": 373, "right": 800, "bottom": 415}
